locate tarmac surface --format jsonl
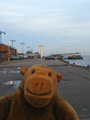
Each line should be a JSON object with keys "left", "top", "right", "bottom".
{"left": 0, "top": 59, "right": 90, "bottom": 120}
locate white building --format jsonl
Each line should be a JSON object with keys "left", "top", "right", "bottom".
{"left": 39, "top": 45, "right": 43, "bottom": 58}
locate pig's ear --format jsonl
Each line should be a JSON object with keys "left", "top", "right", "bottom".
{"left": 56, "top": 73, "right": 62, "bottom": 82}
{"left": 20, "top": 66, "right": 28, "bottom": 75}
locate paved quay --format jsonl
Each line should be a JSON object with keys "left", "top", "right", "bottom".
{"left": 0, "top": 59, "right": 90, "bottom": 120}
{"left": 0, "top": 58, "right": 68, "bottom": 67}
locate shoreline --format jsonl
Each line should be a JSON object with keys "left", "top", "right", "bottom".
{"left": 58, "top": 59, "right": 90, "bottom": 70}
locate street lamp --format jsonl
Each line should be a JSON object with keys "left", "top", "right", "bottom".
{"left": 0, "top": 31, "right": 6, "bottom": 44}
{"left": 8, "top": 36, "right": 12, "bottom": 62}
{"left": 27, "top": 47, "right": 31, "bottom": 51}
{"left": 0, "top": 30, "right": 6, "bottom": 60}
{"left": 9, "top": 40, "right": 16, "bottom": 48}
{"left": 31, "top": 49, "right": 33, "bottom": 53}
{"left": 20, "top": 43, "right": 25, "bottom": 54}
{"left": 9, "top": 40, "right": 16, "bottom": 57}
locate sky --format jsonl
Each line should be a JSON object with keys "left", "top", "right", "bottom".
{"left": 0, "top": 0, "right": 90, "bottom": 56}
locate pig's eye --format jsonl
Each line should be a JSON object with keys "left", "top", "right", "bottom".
{"left": 48, "top": 73, "right": 51, "bottom": 77}
{"left": 32, "top": 70, "right": 35, "bottom": 74}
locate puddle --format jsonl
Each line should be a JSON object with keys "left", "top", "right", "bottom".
{"left": 10, "top": 70, "right": 20, "bottom": 73}
{"left": 0, "top": 68, "right": 8, "bottom": 74}
{"left": 3, "top": 80, "right": 21, "bottom": 90}
{"left": 3, "top": 79, "right": 67, "bottom": 90}
{"left": 0, "top": 68, "right": 20, "bottom": 74}
{"left": 17, "top": 67, "right": 21, "bottom": 70}
{"left": 0, "top": 71, "right": 7, "bottom": 74}
{"left": 3, "top": 80, "right": 21, "bottom": 85}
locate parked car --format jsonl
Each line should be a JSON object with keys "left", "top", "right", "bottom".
{"left": 9, "top": 56, "right": 14, "bottom": 60}
{"left": 9, "top": 56, "right": 20, "bottom": 60}
{"left": 14, "top": 56, "right": 19, "bottom": 60}
{"left": 19, "top": 56, "right": 24, "bottom": 60}
{"left": 24, "top": 55, "right": 28, "bottom": 59}
{"left": 45, "top": 56, "right": 56, "bottom": 60}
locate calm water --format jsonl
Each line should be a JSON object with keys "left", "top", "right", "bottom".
{"left": 66, "top": 56, "right": 90, "bottom": 67}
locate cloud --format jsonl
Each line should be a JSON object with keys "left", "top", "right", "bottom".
{"left": 0, "top": 0, "right": 90, "bottom": 32}
{"left": 0, "top": 0, "right": 90, "bottom": 55}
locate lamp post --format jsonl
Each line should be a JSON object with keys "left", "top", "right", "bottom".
{"left": 27, "top": 47, "right": 30, "bottom": 51}
{"left": 9, "top": 40, "right": 16, "bottom": 57}
{"left": 8, "top": 36, "right": 11, "bottom": 62}
{"left": 31, "top": 49, "right": 33, "bottom": 53}
{"left": 9, "top": 40, "right": 16, "bottom": 48}
{"left": 20, "top": 43, "right": 25, "bottom": 54}
{"left": 0, "top": 30, "right": 6, "bottom": 60}
{"left": 0, "top": 31, "right": 6, "bottom": 43}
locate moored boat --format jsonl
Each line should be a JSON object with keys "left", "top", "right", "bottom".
{"left": 68, "top": 55, "right": 83, "bottom": 59}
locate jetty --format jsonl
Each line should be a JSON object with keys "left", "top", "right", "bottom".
{"left": 49, "top": 52, "right": 83, "bottom": 60}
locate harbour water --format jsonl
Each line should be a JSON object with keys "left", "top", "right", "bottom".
{"left": 66, "top": 56, "right": 90, "bottom": 67}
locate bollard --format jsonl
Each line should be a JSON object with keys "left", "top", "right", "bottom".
{"left": 8, "top": 58, "right": 10, "bottom": 62}
{"left": 0, "top": 59, "right": 2, "bottom": 63}
{"left": 87, "top": 65, "right": 89, "bottom": 68}
{"left": 73, "top": 63, "right": 75, "bottom": 66}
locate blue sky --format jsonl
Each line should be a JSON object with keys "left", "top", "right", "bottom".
{"left": 0, "top": 0, "right": 90, "bottom": 55}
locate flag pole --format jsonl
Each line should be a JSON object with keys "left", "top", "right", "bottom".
{"left": 8, "top": 36, "right": 10, "bottom": 62}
